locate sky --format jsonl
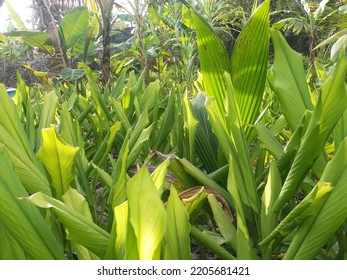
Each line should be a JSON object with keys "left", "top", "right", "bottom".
{"left": 0, "top": 0, "right": 32, "bottom": 32}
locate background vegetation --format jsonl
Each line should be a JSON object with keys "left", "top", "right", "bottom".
{"left": 0, "top": 0, "right": 346, "bottom": 260}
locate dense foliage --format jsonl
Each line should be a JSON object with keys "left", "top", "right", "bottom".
{"left": 0, "top": 0, "right": 346, "bottom": 260}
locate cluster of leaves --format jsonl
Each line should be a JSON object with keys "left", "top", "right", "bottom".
{"left": 0, "top": 0, "right": 347, "bottom": 260}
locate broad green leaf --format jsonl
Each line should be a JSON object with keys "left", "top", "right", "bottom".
{"left": 0, "top": 85, "right": 50, "bottom": 195}
{"left": 0, "top": 126, "right": 51, "bottom": 195}
{"left": 127, "top": 125, "right": 153, "bottom": 169}
{"left": 74, "top": 26, "right": 97, "bottom": 64}
{"left": 111, "top": 99, "right": 132, "bottom": 131}
{"left": 37, "top": 126, "right": 79, "bottom": 200}
{"left": 109, "top": 137, "right": 129, "bottom": 208}
{"left": 260, "top": 163, "right": 282, "bottom": 258}
{"left": 164, "top": 187, "right": 191, "bottom": 260}
{"left": 271, "top": 29, "right": 314, "bottom": 131}
{"left": 111, "top": 70, "right": 127, "bottom": 99}
{"left": 285, "top": 138, "right": 347, "bottom": 259}
{"left": 190, "top": 226, "right": 236, "bottom": 260}
{"left": 313, "top": 0, "right": 329, "bottom": 19}
{"left": 62, "top": 188, "right": 93, "bottom": 222}
{"left": 0, "top": 151, "right": 65, "bottom": 260}
{"left": 84, "top": 65, "right": 111, "bottom": 120}
{"left": 87, "top": 122, "right": 122, "bottom": 176}
{"left": 62, "top": 188, "right": 99, "bottom": 260}
{"left": 160, "top": 153, "right": 198, "bottom": 191}
{"left": 140, "top": 80, "right": 160, "bottom": 112}
{"left": 61, "top": 6, "right": 89, "bottom": 50}
{"left": 175, "top": 156, "right": 232, "bottom": 208}
{"left": 183, "top": 93, "right": 198, "bottom": 163}
{"left": 224, "top": 74, "right": 260, "bottom": 214}
{"left": 333, "top": 110, "right": 347, "bottom": 151}
{"left": 205, "top": 75, "right": 259, "bottom": 215}
{"left": 8, "top": 31, "right": 53, "bottom": 54}
{"left": 230, "top": 0, "right": 270, "bottom": 135}
{"left": 180, "top": 187, "right": 208, "bottom": 222}
{"left": 104, "top": 201, "right": 128, "bottom": 260}
{"left": 261, "top": 182, "right": 333, "bottom": 249}
{"left": 0, "top": 223, "right": 28, "bottom": 259}
{"left": 60, "top": 103, "right": 93, "bottom": 208}
{"left": 61, "top": 68, "right": 85, "bottom": 81}
{"left": 36, "top": 91, "right": 58, "bottom": 150}
{"left": 228, "top": 155, "right": 255, "bottom": 260}
{"left": 128, "top": 108, "right": 149, "bottom": 151}
{"left": 126, "top": 167, "right": 166, "bottom": 260}
{"left": 155, "top": 89, "right": 175, "bottom": 150}
{"left": 151, "top": 158, "right": 170, "bottom": 195}
{"left": 111, "top": 201, "right": 130, "bottom": 260}
{"left": 191, "top": 92, "right": 219, "bottom": 173}
{"left": 5, "top": 0, "right": 25, "bottom": 29}
{"left": 92, "top": 163, "right": 112, "bottom": 188}
{"left": 274, "top": 55, "right": 347, "bottom": 211}
{"left": 207, "top": 194, "right": 237, "bottom": 251}
{"left": 254, "top": 125, "right": 283, "bottom": 159}
{"left": 25, "top": 192, "right": 109, "bottom": 258}
{"left": 190, "top": 6, "right": 229, "bottom": 115}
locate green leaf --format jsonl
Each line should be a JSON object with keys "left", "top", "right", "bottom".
{"left": 155, "top": 89, "right": 175, "bottom": 150}
{"left": 183, "top": 93, "right": 198, "bottom": 163}
{"left": 0, "top": 151, "right": 65, "bottom": 260}
{"left": 61, "top": 68, "right": 85, "bottom": 81}
{"left": 5, "top": 0, "right": 25, "bottom": 29}
{"left": 126, "top": 167, "right": 166, "bottom": 260}
{"left": 207, "top": 194, "right": 237, "bottom": 251}
{"left": 254, "top": 124, "right": 283, "bottom": 159}
{"left": 106, "top": 201, "right": 130, "bottom": 260}
{"left": 127, "top": 125, "right": 153, "bottom": 169}
{"left": 61, "top": 6, "right": 89, "bottom": 50}
{"left": 25, "top": 192, "right": 109, "bottom": 259}
{"left": 8, "top": 31, "right": 53, "bottom": 54}
{"left": 62, "top": 188, "right": 99, "bottom": 260}
{"left": 59, "top": 103, "right": 93, "bottom": 209}
{"left": 0, "top": 225, "right": 28, "bottom": 259}
{"left": 37, "top": 126, "right": 79, "bottom": 200}
{"left": 230, "top": 0, "right": 270, "bottom": 135}
{"left": 164, "top": 187, "right": 191, "bottom": 260}
{"left": 87, "top": 122, "right": 122, "bottom": 176}
{"left": 174, "top": 156, "right": 233, "bottom": 208}
{"left": 36, "top": 91, "right": 58, "bottom": 150}
{"left": 109, "top": 137, "right": 129, "bottom": 208}
{"left": 74, "top": 26, "right": 97, "bottom": 64}
{"left": 151, "top": 158, "right": 170, "bottom": 196}
{"left": 227, "top": 155, "right": 255, "bottom": 260}
{"left": 261, "top": 181, "right": 333, "bottom": 249}
{"left": 190, "top": 6, "right": 229, "bottom": 115}
{"left": 191, "top": 93, "right": 219, "bottom": 173}
{"left": 274, "top": 55, "right": 347, "bottom": 211}
{"left": 190, "top": 226, "right": 236, "bottom": 260}
{"left": 285, "top": 138, "right": 347, "bottom": 259}
{"left": 260, "top": 163, "right": 282, "bottom": 258}
{"left": 0, "top": 85, "right": 50, "bottom": 195}
{"left": 180, "top": 187, "right": 208, "bottom": 222}
{"left": 270, "top": 29, "right": 314, "bottom": 131}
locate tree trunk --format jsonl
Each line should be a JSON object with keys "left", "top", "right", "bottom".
{"left": 101, "top": 16, "right": 112, "bottom": 85}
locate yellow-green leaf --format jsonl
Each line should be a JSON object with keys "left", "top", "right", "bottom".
{"left": 164, "top": 187, "right": 191, "bottom": 260}
{"left": 37, "top": 126, "right": 79, "bottom": 200}
{"left": 126, "top": 167, "right": 166, "bottom": 260}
